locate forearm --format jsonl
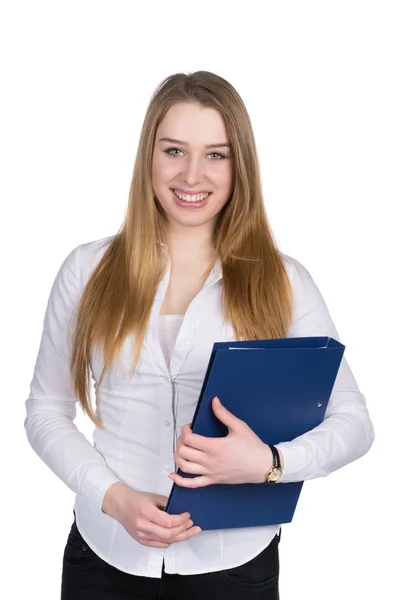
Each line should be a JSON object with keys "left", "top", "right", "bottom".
{"left": 274, "top": 390, "right": 375, "bottom": 483}
{"left": 24, "top": 403, "right": 121, "bottom": 511}
{"left": 272, "top": 256, "right": 375, "bottom": 484}
{"left": 24, "top": 245, "right": 122, "bottom": 512}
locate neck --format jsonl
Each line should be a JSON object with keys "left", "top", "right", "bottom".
{"left": 165, "top": 223, "right": 217, "bottom": 264}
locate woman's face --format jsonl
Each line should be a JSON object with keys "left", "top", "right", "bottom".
{"left": 152, "top": 102, "right": 233, "bottom": 233}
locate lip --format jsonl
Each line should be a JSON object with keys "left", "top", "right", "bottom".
{"left": 171, "top": 188, "right": 211, "bottom": 208}
{"left": 170, "top": 187, "right": 212, "bottom": 195}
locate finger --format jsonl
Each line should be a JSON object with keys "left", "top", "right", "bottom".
{"left": 149, "top": 505, "right": 191, "bottom": 528}
{"left": 140, "top": 539, "right": 171, "bottom": 548}
{"left": 169, "top": 472, "right": 214, "bottom": 488}
{"left": 145, "top": 519, "right": 194, "bottom": 543}
{"left": 181, "top": 430, "right": 215, "bottom": 452}
{"left": 141, "top": 524, "right": 202, "bottom": 547}
{"left": 170, "top": 525, "right": 202, "bottom": 543}
{"left": 175, "top": 457, "right": 206, "bottom": 475}
{"left": 176, "top": 443, "right": 206, "bottom": 464}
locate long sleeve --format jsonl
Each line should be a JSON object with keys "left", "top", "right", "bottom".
{"left": 24, "top": 245, "right": 121, "bottom": 511}
{"left": 275, "top": 256, "right": 375, "bottom": 483}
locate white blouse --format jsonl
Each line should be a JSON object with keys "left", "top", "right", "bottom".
{"left": 158, "top": 314, "right": 185, "bottom": 453}
{"left": 24, "top": 235, "right": 375, "bottom": 577}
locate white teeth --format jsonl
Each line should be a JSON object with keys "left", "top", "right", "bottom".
{"left": 173, "top": 190, "right": 210, "bottom": 202}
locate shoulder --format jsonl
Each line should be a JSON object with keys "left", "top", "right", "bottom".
{"left": 279, "top": 251, "right": 338, "bottom": 337}
{"left": 66, "top": 234, "right": 116, "bottom": 284}
{"left": 43, "top": 235, "right": 117, "bottom": 310}
{"left": 279, "top": 251, "right": 313, "bottom": 289}
{"left": 278, "top": 250, "right": 327, "bottom": 312}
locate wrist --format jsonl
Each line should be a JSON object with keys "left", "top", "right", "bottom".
{"left": 256, "top": 444, "right": 284, "bottom": 484}
{"left": 101, "top": 482, "right": 128, "bottom": 518}
{"left": 277, "top": 448, "right": 284, "bottom": 471}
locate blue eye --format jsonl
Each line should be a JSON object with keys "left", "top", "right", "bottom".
{"left": 164, "top": 147, "right": 226, "bottom": 160}
{"left": 164, "top": 148, "right": 184, "bottom": 157}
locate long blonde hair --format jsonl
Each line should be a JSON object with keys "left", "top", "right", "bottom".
{"left": 70, "top": 71, "right": 293, "bottom": 428}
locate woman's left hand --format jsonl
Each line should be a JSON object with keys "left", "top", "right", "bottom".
{"left": 170, "top": 396, "right": 274, "bottom": 488}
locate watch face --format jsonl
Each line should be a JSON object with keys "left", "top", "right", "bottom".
{"left": 269, "top": 468, "right": 282, "bottom": 482}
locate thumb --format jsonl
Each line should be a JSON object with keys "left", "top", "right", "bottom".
{"left": 212, "top": 396, "right": 239, "bottom": 432}
{"left": 153, "top": 494, "right": 169, "bottom": 509}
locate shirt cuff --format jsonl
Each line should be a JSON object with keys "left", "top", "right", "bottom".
{"left": 274, "top": 440, "right": 307, "bottom": 483}
{"left": 80, "top": 466, "right": 122, "bottom": 512}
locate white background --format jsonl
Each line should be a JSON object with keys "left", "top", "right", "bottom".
{"left": 1, "top": 1, "right": 398, "bottom": 598}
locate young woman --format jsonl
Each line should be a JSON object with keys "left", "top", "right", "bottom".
{"left": 24, "top": 71, "right": 375, "bottom": 600}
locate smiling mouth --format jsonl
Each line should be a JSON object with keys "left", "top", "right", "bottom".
{"left": 171, "top": 189, "right": 212, "bottom": 202}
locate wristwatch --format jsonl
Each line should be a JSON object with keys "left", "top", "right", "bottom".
{"left": 264, "top": 444, "right": 283, "bottom": 483}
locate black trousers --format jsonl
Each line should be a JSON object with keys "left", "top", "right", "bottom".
{"left": 61, "top": 514, "right": 281, "bottom": 599}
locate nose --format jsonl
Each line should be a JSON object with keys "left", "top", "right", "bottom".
{"left": 180, "top": 155, "right": 205, "bottom": 187}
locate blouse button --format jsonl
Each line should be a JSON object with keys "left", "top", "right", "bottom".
{"left": 165, "top": 420, "right": 171, "bottom": 426}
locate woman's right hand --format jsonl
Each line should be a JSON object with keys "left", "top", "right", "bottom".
{"left": 101, "top": 482, "right": 202, "bottom": 548}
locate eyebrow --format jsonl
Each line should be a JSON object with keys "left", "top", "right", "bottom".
{"left": 158, "top": 137, "right": 232, "bottom": 149}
